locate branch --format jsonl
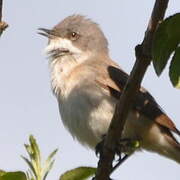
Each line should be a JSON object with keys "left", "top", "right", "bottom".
{"left": 95, "top": 0, "right": 169, "bottom": 179}
{"left": 0, "top": 0, "right": 8, "bottom": 37}
{"left": 0, "top": 0, "right": 2, "bottom": 21}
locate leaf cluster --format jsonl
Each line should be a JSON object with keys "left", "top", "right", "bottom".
{"left": 0, "top": 135, "right": 96, "bottom": 180}
{"left": 152, "top": 13, "right": 180, "bottom": 88}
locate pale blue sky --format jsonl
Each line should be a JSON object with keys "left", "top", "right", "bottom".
{"left": 0, "top": 1, "right": 179, "bottom": 179}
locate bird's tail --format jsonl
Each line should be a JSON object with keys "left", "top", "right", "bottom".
{"left": 161, "top": 133, "right": 180, "bottom": 163}
{"left": 143, "top": 124, "right": 180, "bottom": 163}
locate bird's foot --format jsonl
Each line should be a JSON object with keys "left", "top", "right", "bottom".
{"left": 95, "top": 137, "right": 140, "bottom": 175}
{"left": 111, "top": 138, "right": 140, "bottom": 174}
{"left": 116, "top": 138, "right": 140, "bottom": 155}
{"left": 109, "top": 138, "right": 140, "bottom": 175}
{"left": 95, "top": 137, "right": 105, "bottom": 157}
{"left": 95, "top": 137, "right": 140, "bottom": 157}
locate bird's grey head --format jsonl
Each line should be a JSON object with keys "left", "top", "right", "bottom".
{"left": 39, "top": 15, "right": 109, "bottom": 60}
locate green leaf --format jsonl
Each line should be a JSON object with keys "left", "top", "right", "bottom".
{"left": 21, "top": 156, "right": 37, "bottom": 179}
{"left": 152, "top": 13, "right": 180, "bottom": 75}
{"left": 60, "top": 167, "right": 96, "bottom": 180}
{"left": 22, "top": 135, "right": 58, "bottom": 180}
{"left": 43, "top": 160, "right": 55, "bottom": 180}
{"left": 45, "top": 149, "right": 58, "bottom": 165}
{"left": 169, "top": 47, "right": 180, "bottom": 88}
{"left": 29, "top": 135, "right": 41, "bottom": 162}
{"left": 26, "top": 170, "right": 35, "bottom": 180}
{"left": 43, "top": 149, "right": 58, "bottom": 180}
{"left": 0, "top": 171, "right": 26, "bottom": 180}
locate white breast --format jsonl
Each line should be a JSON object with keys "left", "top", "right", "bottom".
{"left": 50, "top": 57, "right": 116, "bottom": 148}
{"left": 50, "top": 55, "right": 77, "bottom": 96}
{"left": 58, "top": 81, "right": 116, "bottom": 148}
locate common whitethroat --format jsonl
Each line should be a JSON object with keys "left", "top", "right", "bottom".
{"left": 39, "top": 15, "right": 180, "bottom": 163}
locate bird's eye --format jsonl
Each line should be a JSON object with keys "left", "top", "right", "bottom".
{"left": 70, "top": 32, "right": 79, "bottom": 40}
{"left": 71, "top": 32, "right": 77, "bottom": 37}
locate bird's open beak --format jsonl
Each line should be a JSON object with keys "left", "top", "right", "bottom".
{"left": 38, "top": 28, "right": 52, "bottom": 38}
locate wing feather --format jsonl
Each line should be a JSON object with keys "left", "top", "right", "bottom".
{"left": 92, "top": 59, "right": 180, "bottom": 136}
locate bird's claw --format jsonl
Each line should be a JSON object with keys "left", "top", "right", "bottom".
{"left": 117, "top": 138, "right": 140, "bottom": 155}
{"left": 95, "top": 136, "right": 106, "bottom": 157}
{"left": 95, "top": 137, "right": 140, "bottom": 176}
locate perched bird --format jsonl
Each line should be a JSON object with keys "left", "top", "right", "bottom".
{"left": 39, "top": 15, "right": 180, "bottom": 163}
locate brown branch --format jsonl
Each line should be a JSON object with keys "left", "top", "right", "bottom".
{"left": 0, "top": 0, "right": 8, "bottom": 37}
{"left": 95, "top": 0, "right": 169, "bottom": 179}
{"left": 0, "top": 0, "right": 2, "bottom": 21}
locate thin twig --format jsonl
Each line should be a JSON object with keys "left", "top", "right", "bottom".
{"left": 0, "top": 0, "right": 2, "bottom": 21}
{"left": 95, "top": 0, "right": 169, "bottom": 179}
{"left": 110, "top": 154, "right": 130, "bottom": 175}
{"left": 0, "top": 0, "right": 8, "bottom": 37}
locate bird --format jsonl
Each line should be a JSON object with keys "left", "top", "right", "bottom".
{"left": 39, "top": 15, "right": 180, "bottom": 164}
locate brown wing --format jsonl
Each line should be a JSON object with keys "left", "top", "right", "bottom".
{"left": 95, "top": 61, "right": 180, "bottom": 136}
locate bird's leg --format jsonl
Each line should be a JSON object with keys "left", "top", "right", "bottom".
{"left": 110, "top": 154, "right": 130, "bottom": 175}
{"left": 109, "top": 138, "right": 140, "bottom": 175}
{"left": 95, "top": 137, "right": 105, "bottom": 157}
{"left": 96, "top": 137, "right": 140, "bottom": 158}
{"left": 95, "top": 136, "right": 140, "bottom": 176}
{"left": 117, "top": 138, "right": 140, "bottom": 155}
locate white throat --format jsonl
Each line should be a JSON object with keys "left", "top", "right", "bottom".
{"left": 45, "top": 37, "right": 91, "bottom": 97}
